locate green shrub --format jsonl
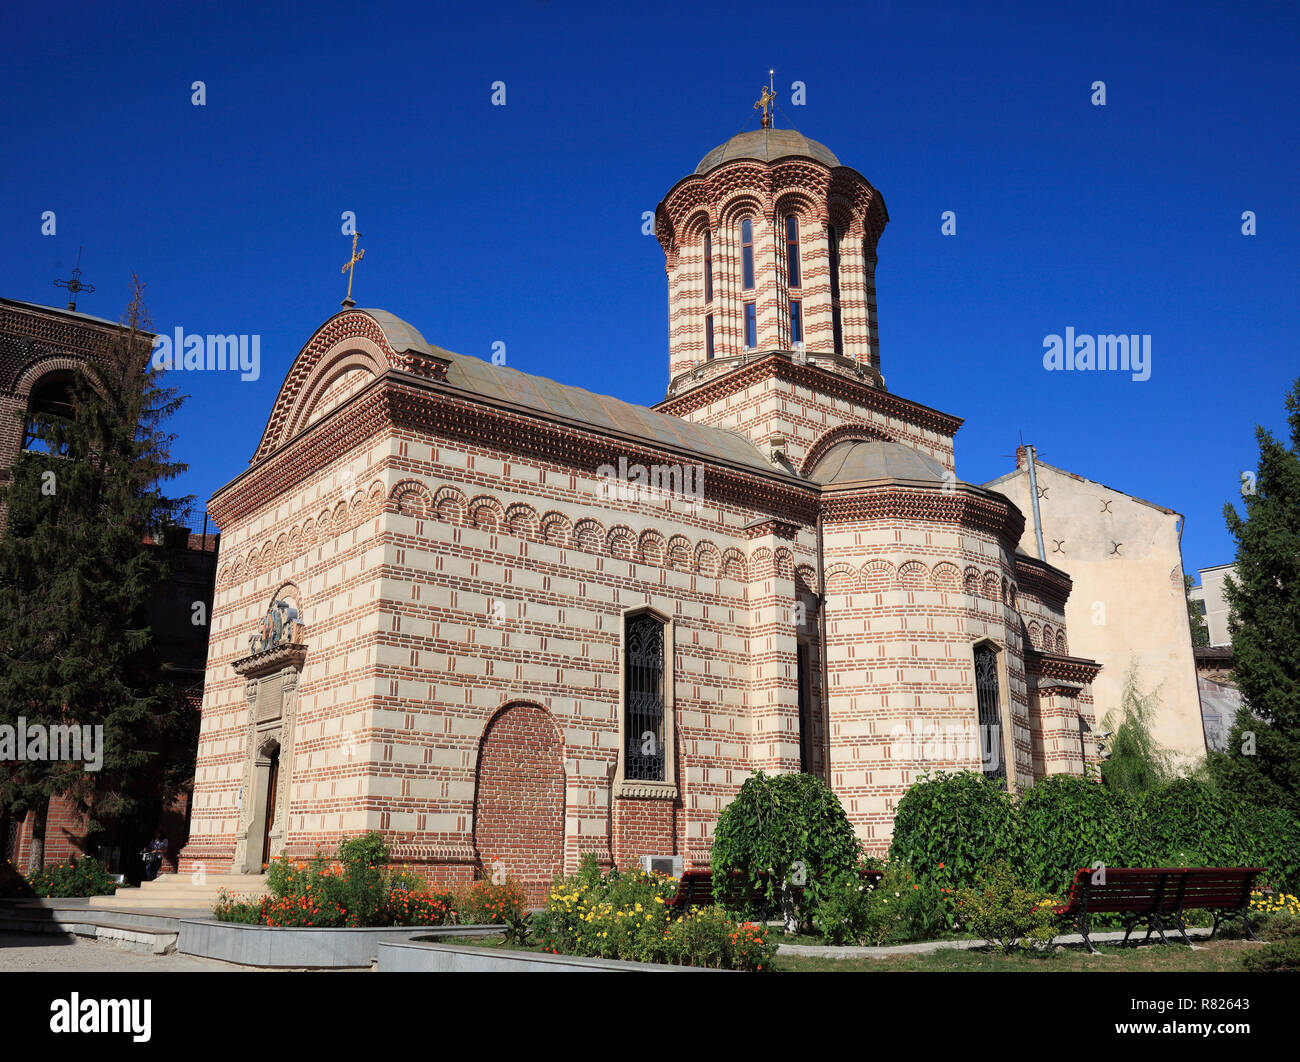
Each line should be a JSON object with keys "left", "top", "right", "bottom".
{"left": 954, "top": 861, "right": 1058, "bottom": 952}
{"left": 26, "top": 857, "right": 117, "bottom": 898}
{"left": 1016, "top": 774, "right": 1142, "bottom": 893}
{"left": 812, "top": 859, "right": 952, "bottom": 946}
{"left": 810, "top": 867, "right": 877, "bottom": 945}
{"left": 889, "top": 770, "right": 1019, "bottom": 891}
{"left": 1242, "top": 936, "right": 1300, "bottom": 972}
{"left": 710, "top": 770, "right": 861, "bottom": 931}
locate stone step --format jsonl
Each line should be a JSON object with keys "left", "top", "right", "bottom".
{"left": 0, "top": 911, "right": 179, "bottom": 955}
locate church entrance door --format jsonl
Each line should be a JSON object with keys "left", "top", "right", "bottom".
{"left": 261, "top": 749, "right": 279, "bottom": 869}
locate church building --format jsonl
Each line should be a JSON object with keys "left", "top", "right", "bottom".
{"left": 179, "top": 115, "right": 1103, "bottom": 902}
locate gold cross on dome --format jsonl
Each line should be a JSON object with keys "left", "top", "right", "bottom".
{"left": 341, "top": 232, "right": 365, "bottom": 308}
{"left": 754, "top": 72, "right": 776, "bottom": 129}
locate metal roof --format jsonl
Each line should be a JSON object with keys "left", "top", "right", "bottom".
{"left": 695, "top": 128, "right": 840, "bottom": 175}
{"left": 363, "top": 310, "right": 777, "bottom": 475}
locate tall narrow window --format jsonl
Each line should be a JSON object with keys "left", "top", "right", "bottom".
{"left": 828, "top": 224, "right": 843, "bottom": 355}
{"left": 974, "top": 645, "right": 1007, "bottom": 783}
{"left": 741, "top": 217, "right": 755, "bottom": 290}
{"left": 744, "top": 302, "right": 757, "bottom": 348}
{"left": 703, "top": 230, "right": 713, "bottom": 302}
{"left": 625, "top": 613, "right": 666, "bottom": 781}
{"left": 790, "top": 300, "right": 803, "bottom": 344}
{"left": 828, "top": 224, "right": 841, "bottom": 299}
{"left": 797, "top": 641, "right": 814, "bottom": 774}
{"left": 785, "top": 215, "right": 801, "bottom": 288}
{"left": 705, "top": 314, "right": 715, "bottom": 360}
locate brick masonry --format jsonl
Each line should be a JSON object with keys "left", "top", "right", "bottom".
{"left": 178, "top": 129, "right": 1103, "bottom": 890}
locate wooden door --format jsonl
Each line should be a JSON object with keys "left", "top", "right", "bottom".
{"left": 261, "top": 750, "right": 279, "bottom": 868}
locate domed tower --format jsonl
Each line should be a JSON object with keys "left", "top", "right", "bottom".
{"left": 654, "top": 117, "right": 888, "bottom": 397}
{"left": 654, "top": 102, "right": 958, "bottom": 478}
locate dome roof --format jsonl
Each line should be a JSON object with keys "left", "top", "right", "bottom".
{"left": 809, "top": 439, "right": 950, "bottom": 486}
{"left": 695, "top": 128, "right": 840, "bottom": 175}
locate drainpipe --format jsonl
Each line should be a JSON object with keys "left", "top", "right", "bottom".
{"left": 816, "top": 510, "right": 831, "bottom": 781}
{"left": 1025, "top": 445, "right": 1046, "bottom": 561}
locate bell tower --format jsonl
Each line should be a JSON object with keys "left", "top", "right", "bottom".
{"left": 653, "top": 101, "right": 889, "bottom": 401}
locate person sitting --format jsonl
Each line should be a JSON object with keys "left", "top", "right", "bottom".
{"left": 143, "top": 830, "right": 168, "bottom": 881}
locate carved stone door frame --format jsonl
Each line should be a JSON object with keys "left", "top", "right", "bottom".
{"left": 231, "top": 644, "right": 305, "bottom": 874}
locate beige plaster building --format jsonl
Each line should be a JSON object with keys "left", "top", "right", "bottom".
{"left": 985, "top": 449, "right": 1206, "bottom": 763}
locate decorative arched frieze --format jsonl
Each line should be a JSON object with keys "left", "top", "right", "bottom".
{"left": 431, "top": 486, "right": 468, "bottom": 525}
{"left": 898, "top": 560, "right": 928, "bottom": 590}
{"left": 932, "top": 562, "right": 961, "bottom": 590}
{"left": 504, "top": 502, "right": 540, "bottom": 539}
{"left": 862, "top": 559, "right": 895, "bottom": 590}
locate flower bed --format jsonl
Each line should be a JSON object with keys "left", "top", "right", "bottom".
{"left": 530, "top": 856, "right": 776, "bottom": 971}
{"left": 213, "top": 832, "right": 523, "bottom": 929}
{"left": 0, "top": 856, "right": 117, "bottom": 898}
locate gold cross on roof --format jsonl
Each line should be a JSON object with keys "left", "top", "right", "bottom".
{"left": 754, "top": 71, "right": 776, "bottom": 129}
{"left": 341, "top": 232, "right": 365, "bottom": 308}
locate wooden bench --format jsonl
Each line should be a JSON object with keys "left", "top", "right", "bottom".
{"left": 1053, "top": 866, "right": 1265, "bottom": 953}
{"left": 666, "top": 865, "right": 884, "bottom": 911}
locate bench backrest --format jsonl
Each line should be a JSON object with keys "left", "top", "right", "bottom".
{"left": 1062, "top": 866, "right": 1264, "bottom": 914}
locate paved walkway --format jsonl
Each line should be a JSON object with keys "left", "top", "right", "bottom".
{"left": 0, "top": 933, "right": 248, "bottom": 972}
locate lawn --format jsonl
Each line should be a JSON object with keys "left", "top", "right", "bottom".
{"left": 777, "top": 939, "right": 1264, "bottom": 972}
{"left": 423, "top": 932, "right": 1265, "bottom": 971}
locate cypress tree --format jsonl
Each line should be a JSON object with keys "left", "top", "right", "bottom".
{"left": 0, "top": 278, "right": 193, "bottom": 871}
{"left": 1212, "top": 377, "right": 1300, "bottom": 817}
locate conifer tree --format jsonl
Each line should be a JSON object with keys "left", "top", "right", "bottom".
{"left": 0, "top": 279, "right": 193, "bottom": 871}
{"left": 1212, "top": 377, "right": 1300, "bottom": 817}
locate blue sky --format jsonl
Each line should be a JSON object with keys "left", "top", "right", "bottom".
{"left": 2, "top": 1, "right": 1296, "bottom": 578}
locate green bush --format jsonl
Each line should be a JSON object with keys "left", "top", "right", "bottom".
{"left": 1242, "top": 936, "right": 1300, "bottom": 972}
{"left": 1016, "top": 774, "right": 1142, "bottom": 893}
{"left": 26, "top": 857, "right": 118, "bottom": 898}
{"left": 710, "top": 770, "right": 861, "bottom": 931}
{"left": 892, "top": 771, "right": 1300, "bottom": 901}
{"left": 812, "top": 859, "right": 953, "bottom": 946}
{"left": 954, "top": 861, "right": 1058, "bottom": 952}
{"left": 889, "top": 771, "right": 1019, "bottom": 890}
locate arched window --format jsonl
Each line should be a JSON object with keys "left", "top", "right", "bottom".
{"left": 785, "top": 215, "right": 801, "bottom": 288}
{"left": 22, "top": 373, "right": 75, "bottom": 453}
{"left": 828, "top": 224, "right": 844, "bottom": 355}
{"left": 625, "top": 612, "right": 667, "bottom": 781}
{"left": 703, "top": 230, "right": 713, "bottom": 302}
{"left": 740, "top": 217, "right": 755, "bottom": 290}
